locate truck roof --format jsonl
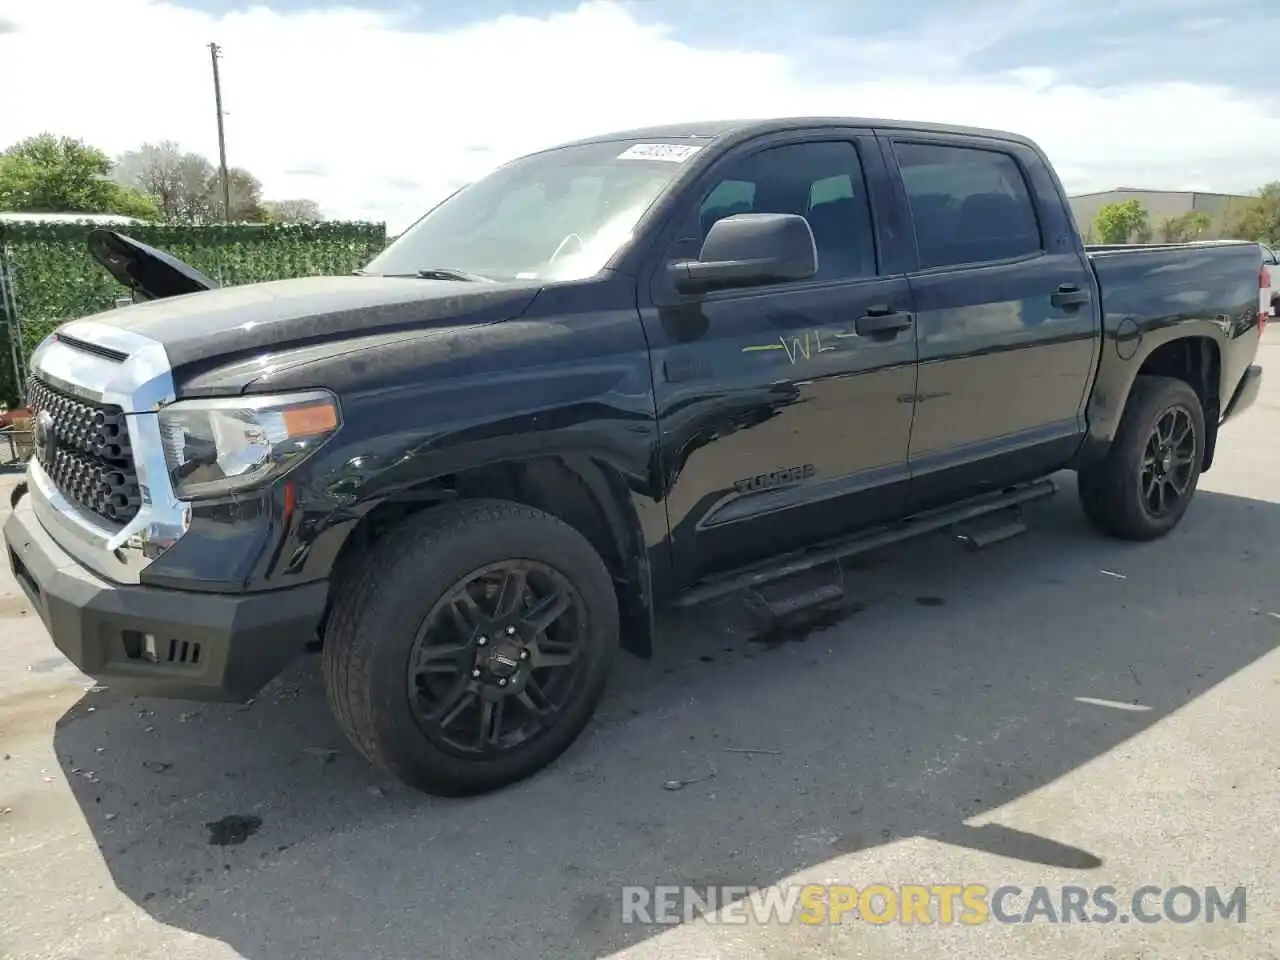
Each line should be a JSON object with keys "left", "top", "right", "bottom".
{"left": 550, "top": 116, "right": 1040, "bottom": 152}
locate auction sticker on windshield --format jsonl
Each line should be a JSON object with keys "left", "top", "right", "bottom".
{"left": 617, "top": 143, "right": 703, "bottom": 162}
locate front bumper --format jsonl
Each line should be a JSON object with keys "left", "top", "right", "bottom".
{"left": 1221, "top": 364, "right": 1262, "bottom": 425}
{"left": 4, "top": 486, "right": 327, "bottom": 702}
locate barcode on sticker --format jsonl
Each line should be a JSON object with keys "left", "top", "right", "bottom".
{"left": 617, "top": 143, "right": 703, "bottom": 163}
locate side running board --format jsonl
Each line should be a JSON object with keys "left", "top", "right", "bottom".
{"left": 672, "top": 479, "right": 1056, "bottom": 609}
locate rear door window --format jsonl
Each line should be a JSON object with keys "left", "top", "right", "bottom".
{"left": 894, "top": 142, "right": 1043, "bottom": 269}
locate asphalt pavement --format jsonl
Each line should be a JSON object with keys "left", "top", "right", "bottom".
{"left": 2, "top": 337, "right": 1279, "bottom": 960}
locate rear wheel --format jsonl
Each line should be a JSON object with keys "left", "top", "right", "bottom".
{"left": 322, "top": 499, "right": 619, "bottom": 796}
{"left": 1077, "top": 375, "right": 1205, "bottom": 541}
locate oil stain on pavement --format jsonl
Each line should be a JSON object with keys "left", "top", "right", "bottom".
{"left": 206, "top": 814, "right": 263, "bottom": 846}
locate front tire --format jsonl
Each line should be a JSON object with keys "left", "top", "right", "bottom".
{"left": 322, "top": 499, "right": 619, "bottom": 796}
{"left": 1077, "top": 375, "right": 1205, "bottom": 541}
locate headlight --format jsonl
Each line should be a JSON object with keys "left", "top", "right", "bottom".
{"left": 158, "top": 390, "right": 340, "bottom": 499}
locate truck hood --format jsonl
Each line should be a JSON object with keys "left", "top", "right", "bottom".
{"left": 70, "top": 272, "right": 543, "bottom": 369}
{"left": 87, "top": 229, "right": 220, "bottom": 300}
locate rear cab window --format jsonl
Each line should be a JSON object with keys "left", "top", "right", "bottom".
{"left": 893, "top": 141, "right": 1044, "bottom": 270}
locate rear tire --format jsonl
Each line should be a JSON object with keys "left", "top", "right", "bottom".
{"left": 322, "top": 498, "right": 619, "bottom": 796}
{"left": 1076, "top": 375, "right": 1205, "bottom": 541}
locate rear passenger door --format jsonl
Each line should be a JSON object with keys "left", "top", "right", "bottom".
{"left": 878, "top": 133, "right": 1101, "bottom": 511}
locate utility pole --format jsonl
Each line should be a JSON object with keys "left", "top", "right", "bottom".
{"left": 208, "top": 42, "right": 231, "bottom": 222}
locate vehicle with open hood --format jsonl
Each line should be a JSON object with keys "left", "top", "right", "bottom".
{"left": 4, "top": 117, "right": 1266, "bottom": 796}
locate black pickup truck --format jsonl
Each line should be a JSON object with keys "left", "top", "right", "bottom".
{"left": 4, "top": 117, "right": 1267, "bottom": 796}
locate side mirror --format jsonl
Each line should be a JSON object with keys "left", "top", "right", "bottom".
{"left": 667, "top": 213, "right": 817, "bottom": 294}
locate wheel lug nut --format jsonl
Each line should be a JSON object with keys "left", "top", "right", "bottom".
{"left": 506, "top": 626, "right": 516, "bottom": 635}
{"left": 519, "top": 650, "right": 529, "bottom": 660}
{"left": 477, "top": 636, "right": 487, "bottom": 646}
{"left": 472, "top": 669, "right": 481, "bottom": 678}
{"left": 498, "top": 678, "right": 508, "bottom": 687}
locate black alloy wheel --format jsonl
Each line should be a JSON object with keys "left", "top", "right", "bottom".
{"left": 1139, "top": 405, "right": 1197, "bottom": 519}
{"left": 322, "top": 498, "right": 620, "bottom": 796}
{"left": 1076, "top": 375, "right": 1205, "bottom": 542}
{"left": 407, "top": 561, "right": 586, "bottom": 756}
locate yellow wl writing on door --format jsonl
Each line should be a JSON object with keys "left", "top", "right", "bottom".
{"left": 741, "top": 328, "right": 856, "bottom": 364}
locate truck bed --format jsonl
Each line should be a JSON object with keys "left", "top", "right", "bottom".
{"left": 1085, "top": 238, "right": 1264, "bottom": 441}
{"left": 1087, "top": 240, "right": 1263, "bottom": 327}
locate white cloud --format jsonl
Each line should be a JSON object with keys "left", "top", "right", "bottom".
{"left": 3, "top": 0, "right": 1279, "bottom": 232}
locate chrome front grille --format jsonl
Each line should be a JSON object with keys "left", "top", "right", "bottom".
{"left": 27, "top": 376, "right": 141, "bottom": 524}
{"left": 23, "top": 317, "right": 189, "bottom": 585}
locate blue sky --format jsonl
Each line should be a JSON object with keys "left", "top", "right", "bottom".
{"left": 3, "top": 0, "right": 1278, "bottom": 231}
{"left": 158, "top": 0, "right": 1272, "bottom": 89}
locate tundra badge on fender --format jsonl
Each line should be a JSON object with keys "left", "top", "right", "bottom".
{"left": 734, "top": 464, "right": 816, "bottom": 493}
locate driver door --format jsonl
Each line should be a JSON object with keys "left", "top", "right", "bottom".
{"left": 637, "top": 131, "right": 919, "bottom": 586}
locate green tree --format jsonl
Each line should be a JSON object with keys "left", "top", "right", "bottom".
{"left": 1092, "top": 199, "right": 1150, "bottom": 244}
{"left": 107, "top": 187, "right": 162, "bottom": 220}
{"left": 1158, "top": 211, "right": 1211, "bottom": 243}
{"left": 0, "top": 133, "right": 158, "bottom": 218}
{"left": 1215, "top": 183, "right": 1280, "bottom": 244}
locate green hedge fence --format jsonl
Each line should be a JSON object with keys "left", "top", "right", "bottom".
{"left": 0, "top": 219, "right": 387, "bottom": 407}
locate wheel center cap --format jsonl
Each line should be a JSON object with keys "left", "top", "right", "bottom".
{"left": 485, "top": 643, "right": 524, "bottom": 679}
{"left": 1160, "top": 449, "right": 1173, "bottom": 473}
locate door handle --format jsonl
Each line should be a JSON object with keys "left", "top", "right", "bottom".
{"left": 1051, "top": 284, "right": 1091, "bottom": 309}
{"left": 855, "top": 309, "right": 913, "bottom": 336}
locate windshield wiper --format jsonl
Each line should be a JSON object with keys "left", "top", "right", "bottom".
{"left": 416, "top": 268, "right": 496, "bottom": 282}
{"left": 395, "top": 268, "right": 495, "bottom": 282}
{"left": 356, "top": 267, "right": 498, "bottom": 282}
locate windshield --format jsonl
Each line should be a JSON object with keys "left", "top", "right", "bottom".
{"left": 363, "top": 140, "right": 705, "bottom": 283}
